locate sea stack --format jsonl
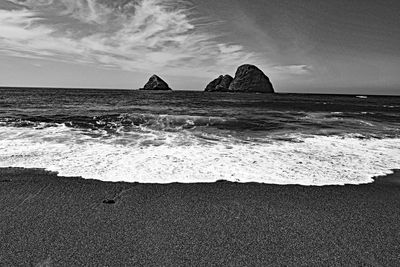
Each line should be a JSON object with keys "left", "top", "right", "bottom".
{"left": 229, "top": 64, "right": 274, "bottom": 93}
{"left": 205, "top": 75, "right": 233, "bottom": 92}
{"left": 204, "top": 65, "right": 274, "bottom": 93}
{"left": 140, "top": 75, "right": 172, "bottom": 91}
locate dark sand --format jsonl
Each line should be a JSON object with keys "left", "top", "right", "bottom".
{"left": 1, "top": 168, "right": 400, "bottom": 266}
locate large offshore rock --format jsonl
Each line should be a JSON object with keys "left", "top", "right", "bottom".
{"left": 141, "top": 75, "right": 172, "bottom": 91}
{"left": 205, "top": 75, "right": 233, "bottom": 92}
{"left": 229, "top": 65, "right": 274, "bottom": 93}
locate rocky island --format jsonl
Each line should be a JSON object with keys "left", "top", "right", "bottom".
{"left": 205, "top": 75, "right": 233, "bottom": 92}
{"left": 140, "top": 75, "right": 172, "bottom": 91}
{"left": 205, "top": 64, "right": 274, "bottom": 93}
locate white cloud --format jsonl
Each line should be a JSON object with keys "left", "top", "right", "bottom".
{"left": 271, "top": 64, "right": 312, "bottom": 75}
{"left": 0, "top": 8, "right": 84, "bottom": 56}
{"left": 0, "top": 0, "right": 307, "bottom": 77}
{"left": 58, "top": 0, "right": 114, "bottom": 24}
{"left": 0, "top": 9, "right": 48, "bottom": 40}
{"left": 7, "top": 0, "right": 54, "bottom": 7}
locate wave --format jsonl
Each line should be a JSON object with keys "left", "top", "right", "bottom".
{"left": 2, "top": 110, "right": 399, "bottom": 138}
{"left": 0, "top": 125, "right": 399, "bottom": 186}
{"left": 0, "top": 114, "right": 236, "bottom": 132}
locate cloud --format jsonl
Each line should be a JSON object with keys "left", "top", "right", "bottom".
{"left": 7, "top": 0, "right": 54, "bottom": 6}
{"left": 0, "top": 0, "right": 309, "bottom": 77}
{"left": 271, "top": 64, "right": 312, "bottom": 75}
{"left": 58, "top": 0, "right": 114, "bottom": 24}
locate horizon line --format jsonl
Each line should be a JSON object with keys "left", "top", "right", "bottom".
{"left": 0, "top": 86, "right": 399, "bottom": 97}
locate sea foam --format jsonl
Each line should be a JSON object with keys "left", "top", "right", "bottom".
{"left": 0, "top": 125, "right": 399, "bottom": 186}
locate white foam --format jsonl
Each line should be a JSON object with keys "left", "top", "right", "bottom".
{"left": 0, "top": 126, "right": 400, "bottom": 186}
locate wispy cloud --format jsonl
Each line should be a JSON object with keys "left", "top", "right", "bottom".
{"left": 0, "top": 0, "right": 262, "bottom": 77}
{"left": 0, "top": 0, "right": 312, "bottom": 78}
{"left": 271, "top": 64, "right": 312, "bottom": 75}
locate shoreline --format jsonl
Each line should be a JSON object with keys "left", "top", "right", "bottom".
{"left": 0, "top": 166, "right": 397, "bottom": 187}
{"left": 1, "top": 167, "right": 400, "bottom": 265}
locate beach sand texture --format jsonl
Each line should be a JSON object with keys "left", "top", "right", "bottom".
{"left": 1, "top": 168, "right": 400, "bottom": 266}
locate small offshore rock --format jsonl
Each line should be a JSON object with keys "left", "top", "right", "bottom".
{"left": 140, "top": 75, "right": 172, "bottom": 91}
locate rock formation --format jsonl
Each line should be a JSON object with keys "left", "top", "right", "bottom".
{"left": 140, "top": 75, "right": 172, "bottom": 91}
{"left": 229, "top": 64, "right": 274, "bottom": 93}
{"left": 205, "top": 75, "right": 233, "bottom": 92}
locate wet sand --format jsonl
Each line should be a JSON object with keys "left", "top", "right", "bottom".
{"left": 1, "top": 167, "right": 400, "bottom": 266}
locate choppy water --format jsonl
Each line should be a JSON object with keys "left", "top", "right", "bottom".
{"left": 1, "top": 88, "right": 400, "bottom": 185}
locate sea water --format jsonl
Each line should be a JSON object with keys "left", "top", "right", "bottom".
{"left": 1, "top": 88, "right": 399, "bottom": 185}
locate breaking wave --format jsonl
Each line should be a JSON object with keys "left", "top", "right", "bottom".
{"left": 0, "top": 124, "right": 399, "bottom": 186}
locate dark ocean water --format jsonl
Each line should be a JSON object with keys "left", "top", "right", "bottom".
{"left": 1, "top": 88, "right": 400, "bottom": 185}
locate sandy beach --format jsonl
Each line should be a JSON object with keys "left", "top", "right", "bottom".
{"left": 1, "top": 168, "right": 399, "bottom": 266}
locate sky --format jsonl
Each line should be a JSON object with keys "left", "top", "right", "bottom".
{"left": 0, "top": 0, "right": 399, "bottom": 94}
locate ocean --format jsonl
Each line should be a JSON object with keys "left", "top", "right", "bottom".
{"left": 0, "top": 88, "right": 399, "bottom": 186}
